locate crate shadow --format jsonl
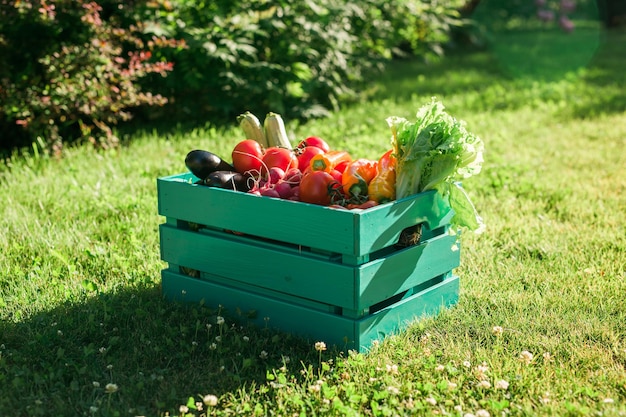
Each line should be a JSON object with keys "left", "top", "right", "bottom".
{"left": 0, "top": 284, "right": 334, "bottom": 416}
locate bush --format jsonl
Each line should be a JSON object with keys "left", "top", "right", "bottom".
{"left": 139, "top": 0, "right": 467, "bottom": 123}
{"left": 0, "top": 0, "right": 182, "bottom": 154}
{"left": 1, "top": 0, "right": 466, "bottom": 154}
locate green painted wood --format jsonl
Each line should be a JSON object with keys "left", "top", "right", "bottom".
{"left": 161, "top": 270, "right": 459, "bottom": 352}
{"left": 197, "top": 270, "right": 340, "bottom": 314}
{"left": 159, "top": 224, "right": 459, "bottom": 311}
{"left": 162, "top": 270, "right": 357, "bottom": 350}
{"left": 160, "top": 225, "right": 357, "bottom": 309}
{"left": 157, "top": 173, "right": 454, "bottom": 257}
{"left": 356, "top": 275, "right": 460, "bottom": 350}
{"left": 356, "top": 233, "right": 460, "bottom": 310}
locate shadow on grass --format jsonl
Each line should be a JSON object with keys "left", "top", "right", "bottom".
{"left": 0, "top": 284, "right": 328, "bottom": 416}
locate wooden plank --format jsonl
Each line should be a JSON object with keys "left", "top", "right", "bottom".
{"left": 160, "top": 225, "right": 357, "bottom": 309}
{"left": 160, "top": 224, "right": 459, "bottom": 311}
{"left": 356, "top": 233, "right": 460, "bottom": 310}
{"left": 162, "top": 270, "right": 357, "bottom": 350}
{"left": 354, "top": 191, "right": 455, "bottom": 256}
{"left": 157, "top": 174, "right": 357, "bottom": 255}
{"left": 161, "top": 270, "right": 459, "bottom": 352}
{"left": 157, "top": 173, "right": 455, "bottom": 257}
{"left": 356, "top": 275, "right": 460, "bottom": 351}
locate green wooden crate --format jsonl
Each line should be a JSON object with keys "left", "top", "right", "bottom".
{"left": 157, "top": 172, "right": 461, "bottom": 352}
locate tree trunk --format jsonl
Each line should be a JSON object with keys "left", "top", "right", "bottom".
{"left": 597, "top": 0, "right": 626, "bottom": 27}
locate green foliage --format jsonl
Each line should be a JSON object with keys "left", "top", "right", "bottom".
{"left": 140, "top": 0, "right": 466, "bottom": 123}
{"left": 0, "top": 0, "right": 466, "bottom": 153}
{"left": 1, "top": 30, "right": 625, "bottom": 416}
{"left": 0, "top": 0, "right": 182, "bottom": 153}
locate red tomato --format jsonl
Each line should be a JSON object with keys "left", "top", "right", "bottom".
{"left": 261, "top": 147, "right": 298, "bottom": 179}
{"left": 232, "top": 140, "right": 264, "bottom": 175}
{"left": 297, "top": 146, "right": 325, "bottom": 174}
{"left": 299, "top": 171, "right": 340, "bottom": 206}
{"left": 298, "top": 136, "right": 330, "bottom": 153}
{"left": 329, "top": 169, "right": 343, "bottom": 184}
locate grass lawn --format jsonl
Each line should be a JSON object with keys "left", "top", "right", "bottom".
{"left": 1, "top": 28, "right": 625, "bottom": 416}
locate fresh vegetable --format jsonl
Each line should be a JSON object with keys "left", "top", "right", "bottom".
{"left": 261, "top": 147, "right": 298, "bottom": 178}
{"left": 346, "top": 200, "right": 379, "bottom": 210}
{"left": 185, "top": 150, "right": 235, "bottom": 180}
{"left": 299, "top": 170, "right": 341, "bottom": 206}
{"left": 298, "top": 136, "right": 330, "bottom": 153}
{"left": 309, "top": 150, "right": 352, "bottom": 172}
{"left": 232, "top": 139, "right": 264, "bottom": 176}
{"left": 387, "top": 98, "right": 485, "bottom": 232}
{"left": 237, "top": 111, "right": 268, "bottom": 148}
{"left": 368, "top": 149, "right": 396, "bottom": 203}
{"left": 341, "top": 159, "right": 378, "bottom": 200}
{"left": 264, "top": 112, "right": 292, "bottom": 148}
{"left": 201, "top": 171, "right": 250, "bottom": 192}
{"left": 296, "top": 146, "right": 325, "bottom": 173}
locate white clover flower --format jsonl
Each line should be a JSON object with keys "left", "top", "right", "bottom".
{"left": 425, "top": 397, "right": 437, "bottom": 405}
{"left": 243, "top": 336, "right": 250, "bottom": 342}
{"left": 215, "top": 336, "right": 222, "bottom": 343}
{"left": 519, "top": 350, "right": 534, "bottom": 365}
{"left": 543, "top": 352, "right": 554, "bottom": 363}
{"left": 179, "top": 405, "right": 189, "bottom": 414}
{"left": 89, "top": 406, "right": 98, "bottom": 413}
{"left": 462, "top": 360, "right": 471, "bottom": 368}
{"left": 106, "top": 364, "right": 113, "bottom": 370}
{"left": 435, "top": 364, "right": 445, "bottom": 372}
{"left": 216, "top": 316, "right": 225, "bottom": 325}
{"left": 387, "top": 386, "right": 400, "bottom": 395}
{"left": 477, "top": 380, "right": 491, "bottom": 389}
{"left": 92, "top": 381, "right": 100, "bottom": 388}
{"left": 308, "top": 384, "right": 321, "bottom": 393}
{"left": 492, "top": 326, "right": 503, "bottom": 336}
{"left": 98, "top": 347, "right": 107, "bottom": 354}
{"left": 474, "top": 362, "right": 489, "bottom": 380}
{"left": 203, "top": 394, "right": 218, "bottom": 407}
{"left": 315, "top": 341, "right": 327, "bottom": 352}
{"left": 209, "top": 343, "right": 217, "bottom": 350}
{"left": 259, "top": 350, "right": 268, "bottom": 359}
{"left": 104, "top": 383, "right": 118, "bottom": 394}
{"left": 448, "top": 381, "right": 458, "bottom": 390}
{"left": 603, "top": 398, "right": 614, "bottom": 404}
{"left": 495, "top": 379, "right": 509, "bottom": 390}
{"left": 463, "top": 413, "right": 475, "bottom": 417}
{"left": 386, "top": 364, "right": 399, "bottom": 374}
{"left": 476, "top": 410, "right": 490, "bottom": 417}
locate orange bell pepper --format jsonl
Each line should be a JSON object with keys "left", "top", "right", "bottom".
{"left": 309, "top": 150, "right": 352, "bottom": 172}
{"left": 341, "top": 158, "right": 378, "bottom": 199}
{"left": 368, "top": 149, "right": 396, "bottom": 203}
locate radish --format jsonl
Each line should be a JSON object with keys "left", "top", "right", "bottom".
{"left": 274, "top": 181, "right": 293, "bottom": 199}
{"left": 260, "top": 187, "right": 281, "bottom": 199}
{"left": 268, "top": 167, "right": 286, "bottom": 184}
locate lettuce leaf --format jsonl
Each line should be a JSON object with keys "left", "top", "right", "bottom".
{"left": 387, "top": 98, "right": 485, "bottom": 232}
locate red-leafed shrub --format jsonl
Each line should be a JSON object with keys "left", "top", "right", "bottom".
{"left": 0, "top": 0, "right": 184, "bottom": 154}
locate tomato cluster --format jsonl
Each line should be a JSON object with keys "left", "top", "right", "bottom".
{"left": 226, "top": 136, "right": 394, "bottom": 210}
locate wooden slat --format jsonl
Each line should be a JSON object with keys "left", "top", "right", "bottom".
{"left": 157, "top": 173, "right": 454, "bottom": 257}
{"left": 159, "top": 225, "right": 459, "bottom": 311}
{"left": 161, "top": 270, "right": 459, "bottom": 352}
